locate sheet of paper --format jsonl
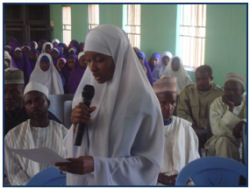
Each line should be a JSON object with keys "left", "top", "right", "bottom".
{"left": 9, "top": 147, "right": 69, "bottom": 164}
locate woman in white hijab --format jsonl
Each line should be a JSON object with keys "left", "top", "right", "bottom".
{"left": 41, "top": 42, "right": 53, "bottom": 54}
{"left": 162, "top": 56, "right": 193, "bottom": 94}
{"left": 55, "top": 25, "right": 164, "bottom": 185}
{"left": 29, "top": 53, "right": 64, "bottom": 94}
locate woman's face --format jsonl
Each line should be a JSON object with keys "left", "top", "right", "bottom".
{"left": 14, "top": 50, "right": 22, "bottom": 59}
{"left": 150, "top": 57, "right": 159, "bottom": 66}
{"left": 171, "top": 58, "right": 180, "bottom": 71}
{"left": 45, "top": 45, "right": 51, "bottom": 54}
{"left": 29, "top": 52, "right": 38, "bottom": 61}
{"left": 67, "top": 58, "right": 75, "bottom": 69}
{"left": 162, "top": 56, "right": 170, "bottom": 66}
{"left": 40, "top": 58, "right": 50, "bottom": 71}
{"left": 51, "top": 49, "right": 60, "bottom": 58}
{"left": 58, "top": 59, "right": 65, "bottom": 70}
{"left": 79, "top": 55, "right": 88, "bottom": 69}
{"left": 85, "top": 51, "right": 115, "bottom": 83}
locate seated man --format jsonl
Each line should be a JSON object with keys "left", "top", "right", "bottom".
{"left": 176, "top": 65, "right": 223, "bottom": 151}
{"left": 4, "top": 68, "right": 60, "bottom": 135}
{"left": 205, "top": 73, "right": 246, "bottom": 161}
{"left": 5, "top": 82, "right": 68, "bottom": 186}
{"left": 154, "top": 76, "right": 200, "bottom": 185}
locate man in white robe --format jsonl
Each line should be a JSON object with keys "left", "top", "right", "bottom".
{"left": 55, "top": 25, "right": 164, "bottom": 186}
{"left": 153, "top": 76, "right": 200, "bottom": 185}
{"left": 205, "top": 73, "right": 246, "bottom": 161}
{"left": 4, "top": 81, "right": 68, "bottom": 186}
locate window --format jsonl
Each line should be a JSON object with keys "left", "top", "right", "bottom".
{"left": 177, "top": 4, "right": 206, "bottom": 70}
{"left": 88, "top": 4, "right": 99, "bottom": 30}
{"left": 62, "top": 6, "right": 71, "bottom": 45}
{"left": 124, "top": 4, "right": 141, "bottom": 49}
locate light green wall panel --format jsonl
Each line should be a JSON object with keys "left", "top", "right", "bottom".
{"left": 205, "top": 4, "right": 247, "bottom": 87}
{"left": 50, "top": 4, "right": 63, "bottom": 41}
{"left": 71, "top": 4, "right": 89, "bottom": 42}
{"left": 50, "top": 4, "right": 247, "bottom": 87}
{"left": 99, "top": 4, "right": 123, "bottom": 28}
{"left": 141, "top": 4, "right": 177, "bottom": 59}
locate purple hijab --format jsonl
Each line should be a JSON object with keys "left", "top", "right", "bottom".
{"left": 56, "top": 58, "right": 67, "bottom": 87}
{"left": 136, "top": 51, "right": 154, "bottom": 85}
{"left": 62, "top": 54, "right": 77, "bottom": 92}
{"left": 24, "top": 49, "right": 39, "bottom": 82}
{"left": 65, "top": 57, "right": 86, "bottom": 94}
{"left": 52, "top": 47, "right": 64, "bottom": 65}
{"left": 148, "top": 52, "right": 161, "bottom": 72}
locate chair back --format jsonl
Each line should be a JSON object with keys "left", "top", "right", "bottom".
{"left": 26, "top": 167, "right": 66, "bottom": 186}
{"left": 175, "top": 156, "right": 247, "bottom": 186}
{"left": 48, "top": 94, "right": 74, "bottom": 123}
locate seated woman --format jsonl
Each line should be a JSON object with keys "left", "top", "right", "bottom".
{"left": 29, "top": 53, "right": 64, "bottom": 94}
{"left": 51, "top": 47, "right": 63, "bottom": 65}
{"left": 56, "top": 57, "right": 67, "bottom": 88}
{"left": 63, "top": 55, "right": 77, "bottom": 93}
{"left": 136, "top": 50, "right": 154, "bottom": 85}
{"left": 65, "top": 52, "right": 87, "bottom": 94}
{"left": 148, "top": 52, "right": 161, "bottom": 72}
{"left": 152, "top": 51, "right": 172, "bottom": 82}
{"left": 162, "top": 56, "right": 192, "bottom": 94}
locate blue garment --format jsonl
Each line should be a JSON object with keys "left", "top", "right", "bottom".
{"left": 136, "top": 51, "right": 154, "bottom": 85}
{"left": 164, "top": 119, "right": 172, "bottom": 126}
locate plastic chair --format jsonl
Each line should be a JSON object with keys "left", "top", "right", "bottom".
{"left": 48, "top": 94, "right": 74, "bottom": 123}
{"left": 175, "top": 156, "right": 247, "bottom": 186}
{"left": 26, "top": 167, "right": 66, "bottom": 186}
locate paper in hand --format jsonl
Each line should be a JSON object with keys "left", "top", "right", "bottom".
{"left": 9, "top": 147, "right": 69, "bottom": 164}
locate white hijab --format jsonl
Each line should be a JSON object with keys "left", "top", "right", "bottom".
{"left": 41, "top": 42, "right": 53, "bottom": 53}
{"left": 65, "top": 24, "right": 164, "bottom": 185}
{"left": 162, "top": 56, "right": 193, "bottom": 94}
{"left": 29, "top": 53, "right": 64, "bottom": 94}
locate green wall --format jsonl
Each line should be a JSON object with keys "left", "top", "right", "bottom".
{"left": 141, "top": 4, "right": 177, "bottom": 59}
{"left": 205, "top": 4, "right": 247, "bottom": 87}
{"left": 50, "top": 4, "right": 247, "bottom": 86}
{"left": 50, "top": 4, "right": 62, "bottom": 41}
{"left": 99, "top": 4, "right": 123, "bottom": 28}
{"left": 71, "top": 4, "right": 89, "bottom": 42}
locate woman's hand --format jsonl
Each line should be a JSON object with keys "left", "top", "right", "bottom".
{"left": 55, "top": 156, "right": 94, "bottom": 175}
{"left": 71, "top": 103, "right": 96, "bottom": 126}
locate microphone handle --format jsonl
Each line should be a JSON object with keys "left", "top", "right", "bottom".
{"left": 74, "top": 123, "right": 85, "bottom": 146}
{"left": 74, "top": 99, "right": 92, "bottom": 146}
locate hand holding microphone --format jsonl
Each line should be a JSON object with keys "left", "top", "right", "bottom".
{"left": 71, "top": 85, "right": 95, "bottom": 146}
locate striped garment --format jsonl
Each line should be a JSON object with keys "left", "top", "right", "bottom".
{"left": 4, "top": 119, "right": 68, "bottom": 185}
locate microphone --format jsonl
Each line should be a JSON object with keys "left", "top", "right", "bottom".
{"left": 74, "top": 85, "right": 95, "bottom": 146}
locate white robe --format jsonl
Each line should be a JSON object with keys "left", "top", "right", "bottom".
{"left": 29, "top": 53, "right": 64, "bottom": 94}
{"left": 64, "top": 25, "right": 164, "bottom": 185}
{"left": 4, "top": 120, "right": 68, "bottom": 185}
{"left": 160, "top": 116, "right": 200, "bottom": 176}
{"left": 162, "top": 59, "right": 193, "bottom": 94}
{"left": 204, "top": 96, "right": 246, "bottom": 160}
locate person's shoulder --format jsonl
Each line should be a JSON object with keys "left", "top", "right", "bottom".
{"left": 5, "top": 120, "right": 29, "bottom": 143}
{"left": 50, "top": 120, "right": 68, "bottom": 130}
{"left": 179, "top": 83, "right": 196, "bottom": 95}
{"left": 172, "top": 116, "right": 192, "bottom": 127}
{"left": 210, "top": 96, "right": 224, "bottom": 110}
{"left": 212, "top": 83, "right": 224, "bottom": 92}
{"left": 184, "top": 83, "right": 196, "bottom": 90}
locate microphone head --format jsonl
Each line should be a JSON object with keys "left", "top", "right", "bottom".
{"left": 82, "top": 85, "right": 95, "bottom": 100}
